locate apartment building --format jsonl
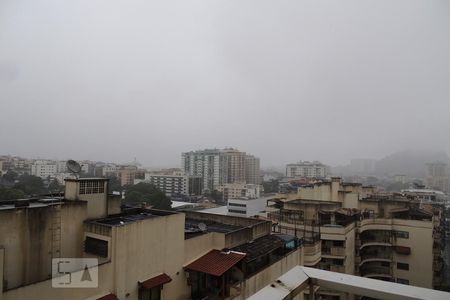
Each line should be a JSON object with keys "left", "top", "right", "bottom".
{"left": 217, "top": 183, "right": 261, "bottom": 200}
{"left": 181, "top": 148, "right": 261, "bottom": 192}
{"left": 227, "top": 195, "right": 273, "bottom": 218}
{"left": 141, "top": 172, "right": 203, "bottom": 196}
{"left": 31, "top": 160, "right": 58, "bottom": 178}
{"left": 0, "top": 177, "right": 303, "bottom": 300}
{"left": 267, "top": 177, "right": 446, "bottom": 296}
{"left": 286, "top": 161, "right": 329, "bottom": 178}
{"left": 245, "top": 155, "right": 261, "bottom": 184}
{"left": 426, "top": 161, "right": 450, "bottom": 193}
{"left": 402, "top": 188, "right": 448, "bottom": 205}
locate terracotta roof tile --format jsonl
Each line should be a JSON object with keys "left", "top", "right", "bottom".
{"left": 185, "top": 249, "right": 246, "bottom": 277}
{"left": 97, "top": 294, "right": 119, "bottom": 300}
{"left": 140, "top": 273, "right": 172, "bottom": 289}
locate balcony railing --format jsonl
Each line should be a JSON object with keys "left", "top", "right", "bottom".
{"left": 360, "top": 266, "right": 392, "bottom": 277}
{"left": 360, "top": 251, "right": 392, "bottom": 265}
{"left": 322, "top": 247, "right": 346, "bottom": 257}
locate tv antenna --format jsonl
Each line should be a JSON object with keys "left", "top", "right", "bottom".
{"left": 66, "top": 160, "right": 81, "bottom": 178}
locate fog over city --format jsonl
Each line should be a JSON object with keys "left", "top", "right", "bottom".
{"left": 1, "top": 0, "right": 450, "bottom": 167}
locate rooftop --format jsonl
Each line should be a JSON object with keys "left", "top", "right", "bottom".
{"left": 248, "top": 266, "right": 450, "bottom": 300}
{"left": 231, "top": 234, "right": 297, "bottom": 262}
{"left": 184, "top": 218, "right": 243, "bottom": 239}
{"left": 89, "top": 208, "right": 177, "bottom": 226}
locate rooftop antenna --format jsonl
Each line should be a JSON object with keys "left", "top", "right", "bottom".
{"left": 66, "top": 159, "right": 82, "bottom": 179}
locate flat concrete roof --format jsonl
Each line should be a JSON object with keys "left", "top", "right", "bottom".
{"left": 248, "top": 266, "right": 450, "bottom": 300}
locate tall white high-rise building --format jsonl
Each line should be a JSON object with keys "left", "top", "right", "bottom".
{"left": 181, "top": 148, "right": 260, "bottom": 192}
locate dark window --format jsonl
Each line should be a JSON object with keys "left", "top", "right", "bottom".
{"left": 333, "top": 240, "right": 344, "bottom": 247}
{"left": 85, "top": 236, "right": 108, "bottom": 257}
{"left": 397, "top": 262, "right": 409, "bottom": 270}
{"left": 228, "top": 209, "right": 246, "bottom": 214}
{"left": 397, "top": 278, "right": 409, "bottom": 285}
{"left": 393, "top": 231, "right": 409, "bottom": 239}
{"left": 229, "top": 203, "right": 246, "bottom": 207}
{"left": 139, "top": 287, "right": 161, "bottom": 300}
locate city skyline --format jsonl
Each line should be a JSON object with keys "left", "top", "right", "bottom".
{"left": 1, "top": 1, "right": 450, "bottom": 167}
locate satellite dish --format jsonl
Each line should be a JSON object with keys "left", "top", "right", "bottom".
{"left": 198, "top": 223, "right": 207, "bottom": 232}
{"left": 66, "top": 160, "right": 82, "bottom": 174}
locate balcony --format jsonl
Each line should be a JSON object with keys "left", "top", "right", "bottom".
{"left": 360, "top": 230, "right": 392, "bottom": 249}
{"left": 360, "top": 265, "right": 392, "bottom": 279}
{"left": 304, "top": 240, "right": 321, "bottom": 266}
{"left": 322, "top": 246, "right": 346, "bottom": 258}
{"left": 360, "top": 248, "right": 392, "bottom": 266}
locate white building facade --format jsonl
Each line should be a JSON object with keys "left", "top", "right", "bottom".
{"left": 286, "top": 161, "right": 329, "bottom": 178}
{"left": 31, "top": 161, "right": 57, "bottom": 178}
{"left": 140, "top": 173, "right": 202, "bottom": 196}
{"left": 182, "top": 148, "right": 261, "bottom": 192}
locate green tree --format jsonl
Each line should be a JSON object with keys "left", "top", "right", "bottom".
{"left": 48, "top": 179, "right": 64, "bottom": 193}
{"left": 262, "top": 179, "right": 279, "bottom": 193}
{"left": 0, "top": 187, "right": 25, "bottom": 200}
{"left": 14, "top": 175, "right": 45, "bottom": 195}
{"left": 2, "top": 170, "right": 18, "bottom": 183}
{"left": 124, "top": 182, "right": 171, "bottom": 210}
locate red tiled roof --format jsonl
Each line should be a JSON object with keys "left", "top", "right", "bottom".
{"left": 97, "top": 294, "right": 119, "bottom": 300}
{"left": 140, "top": 273, "right": 172, "bottom": 289}
{"left": 185, "top": 249, "right": 246, "bottom": 277}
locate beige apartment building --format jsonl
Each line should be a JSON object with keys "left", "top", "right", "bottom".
{"left": 0, "top": 178, "right": 303, "bottom": 300}
{"left": 267, "top": 177, "right": 445, "bottom": 299}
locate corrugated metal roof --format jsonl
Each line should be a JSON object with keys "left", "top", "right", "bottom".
{"left": 185, "top": 250, "right": 246, "bottom": 276}
{"left": 140, "top": 273, "right": 172, "bottom": 289}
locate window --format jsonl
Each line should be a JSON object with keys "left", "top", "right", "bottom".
{"left": 139, "top": 287, "right": 161, "bottom": 300}
{"left": 397, "top": 262, "right": 409, "bottom": 270}
{"left": 333, "top": 240, "right": 344, "bottom": 247}
{"left": 229, "top": 203, "right": 246, "bottom": 207}
{"left": 393, "top": 231, "right": 409, "bottom": 239}
{"left": 84, "top": 236, "right": 108, "bottom": 257}
{"left": 79, "top": 180, "right": 105, "bottom": 194}
{"left": 228, "top": 209, "right": 246, "bottom": 214}
{"left": 397, "top": 278, "right": 409, "bottom": 285}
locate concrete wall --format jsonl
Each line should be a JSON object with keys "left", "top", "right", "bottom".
{"left": 3, "top": 262, "right": 115, "bottom": 300}
{"left": 65, "top": 180, "right": 108, "bottom": 219}
{"left": 230, "top": 247, "right": 303, "bottom": 300}
{"left": 110, "top": 212, "right": 190, "bottom": 300}
{"left": 107, "top": 195, "right": 121, "bottom": 215}
{"left": 0, "top": 202, "right": 86, "bottom": 290}
{"left": 184, "top": 232, "right": 225, "bottom": 264}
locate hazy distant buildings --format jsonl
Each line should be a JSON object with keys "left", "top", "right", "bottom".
{"left": 245, "top": 155, "right": 261, "bottom": 184}
{"left": 349, "top": 158, "right": 376, "bottom": 175}
{"left": 286, "top": 161, "right": 329, "bottom": 178}
{"left": 141, "top": 172, "right": 202, "bottom": 197}
{"left": 217, "top": 183, "right": 261, "bottom": 200}
{"left": 31, "top": 161, "right": 57, "bottom": 178}
{"left": 181, "top": 148, "right": 261, "bottom": 192}
{"left": 426, "top": 161, "right": 450, "bottom": 193}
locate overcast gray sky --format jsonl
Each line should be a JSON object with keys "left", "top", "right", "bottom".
{"left": 1, "top": 0, "right": 449, "bottom": 168}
